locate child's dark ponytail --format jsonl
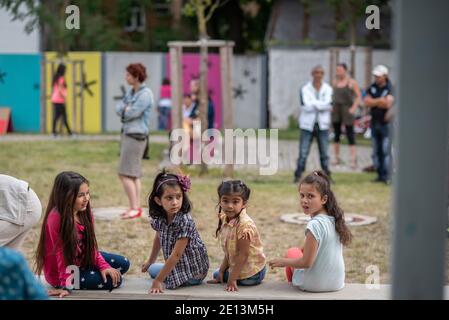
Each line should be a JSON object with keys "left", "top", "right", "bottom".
{"left": 301, "top": 171, "right": 352, "bottom": 246}
{"left": 215, "top": 180, "right": 251, "bottom": 237}
{"left": 215, "top": 206, "right": 223, "bottom": 238}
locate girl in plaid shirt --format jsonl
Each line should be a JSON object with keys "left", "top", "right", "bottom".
{"left": 141, "top": 171, "right": 209, "bottom": 293}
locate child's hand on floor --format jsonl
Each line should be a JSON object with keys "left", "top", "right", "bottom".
{"left": 226, "top": 280, "right": 238, "bottom": 292}
{"left": 149, "top": 279, "right": 164, "bottom": 294}
{"left": 48, "top": 288, "right": 70, "bottom": 298}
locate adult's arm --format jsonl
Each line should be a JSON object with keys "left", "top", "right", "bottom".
{"left": 365, "top": 95, "right": 394, "bottom": 109}
{"left": 301, "top": 86, "right": 318, "bottom": 113}
{"left": 350, "top": 80, "right": 362, "bottom": 113}
{"left": 121, "top": 90, "right": 153, "bottom": 122}
{"left": 312, "top": 85, "right": 333, "bottom": 112}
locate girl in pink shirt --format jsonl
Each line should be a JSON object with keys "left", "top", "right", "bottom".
{"left": 35, "top": 171, "right": 130, "bottom": 298}
{"left": 157, "top": 78, "right": 172, "bottom": 130}
{"left": 51, "top": 64, "right": 72, "bottom": 136}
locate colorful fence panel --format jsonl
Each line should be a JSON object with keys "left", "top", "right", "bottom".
{"left": 103, "top": 53, "right": 164, "bottom": 132}
{"left": 0, "top": 54, "right": 41, "bottom": 132}
{"left": 44, "top": 52, "right": 102, "bottom": 133}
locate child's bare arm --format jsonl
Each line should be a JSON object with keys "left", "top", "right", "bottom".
{"left": 141, "top": 232, "right": 161, "bottom": 272}
{"left": 226, "top": 238, "right": 250, "bottom": 291}
{"left": 219, "top": 255, "right": 230, "bottom": 274}
{"left": 269, "top": 232, "right": 318, "bottom": 269}
{"left": 207, "top": 256, "right": 229, "bottom": 284}
{"left": 150, "top": 237, "right": 189, "bottom": 293}
{"left": 149, "top": 232, "right": 162, "bottom": 263}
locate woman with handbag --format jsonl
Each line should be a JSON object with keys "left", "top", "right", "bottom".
{"left": 116, "top": 63, "right": 153, "bottom": 219}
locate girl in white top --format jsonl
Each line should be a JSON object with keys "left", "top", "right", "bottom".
{"left": 269, "top": 171, "right": 352, "bottom": 292}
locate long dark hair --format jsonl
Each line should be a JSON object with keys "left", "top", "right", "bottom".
{"left": 215, "top": 180, "right": 251, "bottom": 237}
{"left": 35, "top": 171, "right": 98, "bottom": 275}
{"left": 300, "top": 171, "right": 352, "bottom": 246}
{"left": 52, "top": 63, "right": 66, "bottom": 86}
{"left": 148, "top": 170, "right": 192, "bottom": 220}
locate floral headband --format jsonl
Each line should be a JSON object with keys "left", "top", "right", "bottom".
{"left": 156, "top": 174, "right": 191, "bottom": 193}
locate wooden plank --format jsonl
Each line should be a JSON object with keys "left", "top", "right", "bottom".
{"left": 169, "top": 46, "right": 182, "bottom": 130}
{"left": 221, "top": 45, "right": 234, "bottom": 177}
{"left": 364, "top": 47, "right": 372, "bottom": 89}
{"left": 168, "top": 40, "right": 234, "bottom": 48}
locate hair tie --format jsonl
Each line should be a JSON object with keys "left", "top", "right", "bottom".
{"left": 313, "top": 171, "right": 319, "bottom": 176}
{"left": 177, "top": 175, "right": 191, "bottom": 192}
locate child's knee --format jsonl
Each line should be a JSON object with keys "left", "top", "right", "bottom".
{"left": 148, "top": 263, "right": 163, "bottom": 279}
{"left": 120, "top": 257, "right": 130, "bottom": 274}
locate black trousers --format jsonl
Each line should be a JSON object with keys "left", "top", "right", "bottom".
{"left": 52, "top": 103, "right": 72, "bottom": 135}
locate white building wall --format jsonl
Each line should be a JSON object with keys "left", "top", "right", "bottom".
{"left": 268, "top": 48, "right": 395, "bottom": 128}
{"left": 0, "top": 8, "right": 40, "bottom": 53}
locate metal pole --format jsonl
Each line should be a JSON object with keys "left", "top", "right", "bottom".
{"left": 80, "top": 60, "right": 85, "bottom": 134}
{"left": 40, "top": 57, "right": 46, "bottom": 133}
{"left": 364, "top": 46, "right": 372, "bottom": 89}
{"left": 169, "top": 45, "right": 182, "bottom": 130}
{"left": 72, "top": 61, "right": 77, "bottom": 133}
{"left": 220, "top": 44, "right": 234, "bottom": 177}
{"left": 392, "top": 0, "right": 449, "bottom": 299}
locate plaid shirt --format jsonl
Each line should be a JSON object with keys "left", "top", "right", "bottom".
{"left": 150, "top": 212, "right": 209, "bottom": 289}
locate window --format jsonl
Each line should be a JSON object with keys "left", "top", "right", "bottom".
{"left": 124, "top": 6, "right": 145, "bottom": 32}
{"left": 154, "top": 0, "right": 170, "bottom": 16}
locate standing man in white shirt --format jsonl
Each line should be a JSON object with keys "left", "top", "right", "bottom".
{"left": 294, "top": 65, "right": 333, "bottom": 183}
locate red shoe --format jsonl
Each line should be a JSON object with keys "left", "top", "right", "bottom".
{"left": 121, "top": 208, "right": 142, "bottom": 220}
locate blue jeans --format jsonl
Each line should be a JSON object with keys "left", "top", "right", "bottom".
{"left": 371, "top": 123, "right": 391, "bottom": 181}
{"left": 158, "top": 107, "right": 171, "bottom": 130}
{"left": 148, "top": 263, "right": 204, "bottom": 287}
{"left": 213, "top": 266, "right": 266, "bottom": 286}
{"left": 294, "top": 124, "right": 330, "bottom": 178}
{"left": 76, "top": 251, "right": 130, "bottom": 290}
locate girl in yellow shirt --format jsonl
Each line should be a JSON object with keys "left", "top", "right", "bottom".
{"left": 208, "top": 180, "right": 266, "bottom": 292}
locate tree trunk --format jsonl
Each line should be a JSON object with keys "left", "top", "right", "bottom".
{"left": 301, "top": 0, "right": 311, "bottom": 40}
{"left": 196, "top": 2, "right": 209, "bottom": 175}
{"left": 170, "top": 0, "right": 182, "bottom": 31}
{"left": 335, "top": 1, "right": 345, "bottom": 41}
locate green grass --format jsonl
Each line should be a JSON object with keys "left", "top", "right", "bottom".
{"left": 2, "top": 139, "right": 446, "bottom": 285}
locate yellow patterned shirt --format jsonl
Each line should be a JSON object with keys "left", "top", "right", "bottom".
{"left": 218, "top": 209, "right": 266, "bottom": 279}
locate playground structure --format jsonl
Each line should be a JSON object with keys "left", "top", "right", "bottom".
{"left": 168, "top": 39, "right": 235, "bottom": 176}
{"left": 41, "top": 58, "right": 87, "bottom": 134}
{"left": 329, "top": 46, "right": 373, "bottom": 89}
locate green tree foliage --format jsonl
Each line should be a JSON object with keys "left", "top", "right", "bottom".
{"left": 204, "top": 0, "right": 273, "bottom": 53}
